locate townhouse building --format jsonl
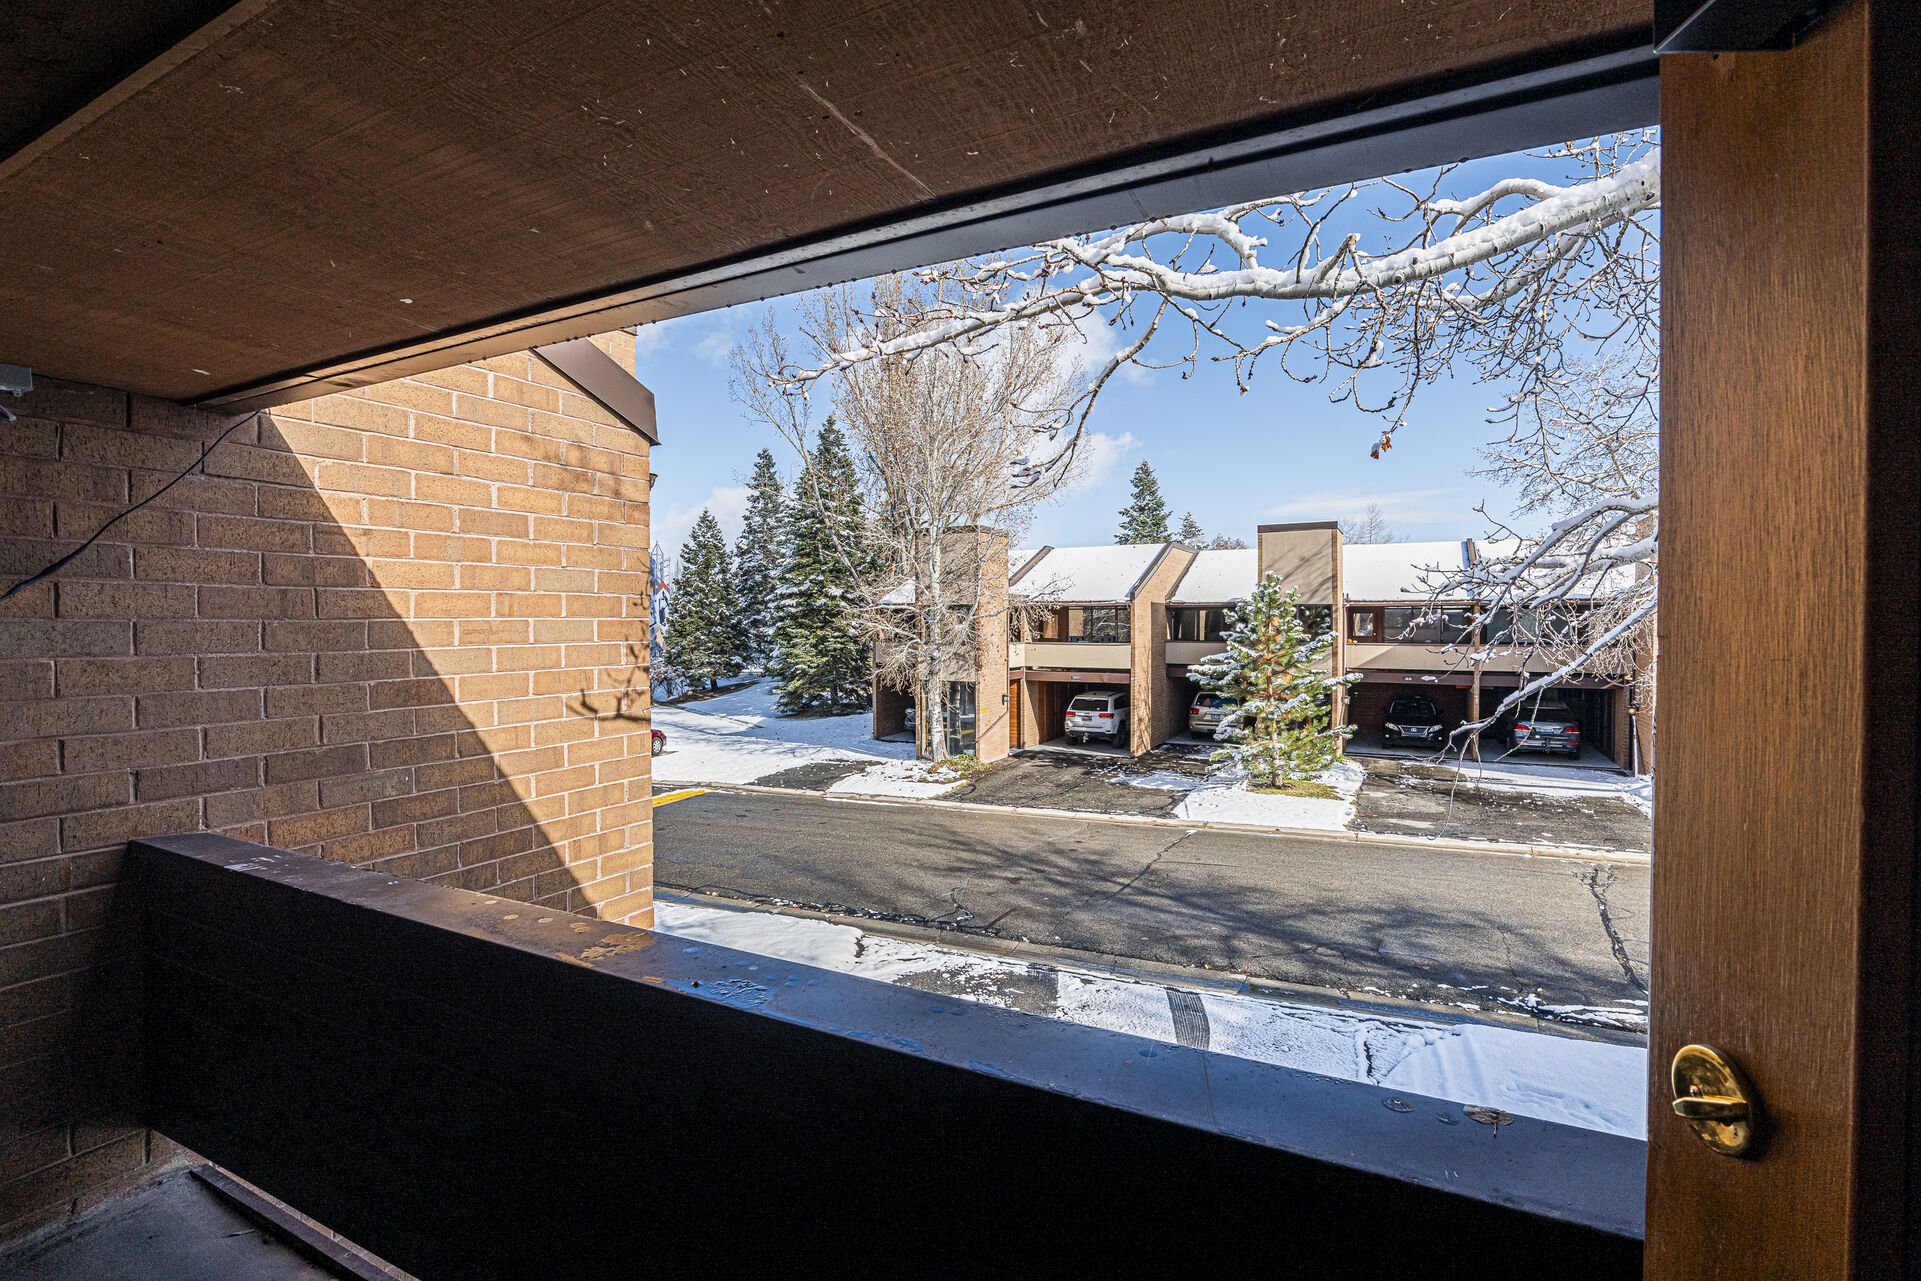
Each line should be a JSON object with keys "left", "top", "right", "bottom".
{"left": 874, "top": 520, "right": 1640, "bottom": 769}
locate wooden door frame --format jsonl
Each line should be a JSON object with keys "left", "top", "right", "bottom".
{"left": 1651, "top": 1, "right": 1921, "bottom": 1273}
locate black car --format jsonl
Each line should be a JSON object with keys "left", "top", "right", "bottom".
{"left": 1381, "top": 694, "right": 1447, "bottom": 748}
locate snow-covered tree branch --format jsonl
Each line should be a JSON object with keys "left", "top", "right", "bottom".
{"left": 768, "top": 131, "right": 1662, "bottom": 761}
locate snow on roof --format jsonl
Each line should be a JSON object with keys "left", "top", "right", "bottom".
{"left": 1469, "top": 536, "right": 1638, "bottom": 599}
{"left": 1013, "top": 543, "right": 1165, "bottom": 602}
{"left": 879, "top": 547, "right": 1051, "bottom": 607}
{"left": 1170, "top": 548, "right": 1257, "bottom": 604}
{"left": 1341, "top": 540, "right": 1470, "bottom": 601}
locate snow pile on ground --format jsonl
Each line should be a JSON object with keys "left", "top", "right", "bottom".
{"left": 654, "top": 898, "right": 1646, "bottom": 1138}
{"left": 1497, "top": 993, "right": 1649, "bottom": 1033}
{"left": 827, "top": 759, "right": 967, "bottom": 799}
{"left": 1113, "top": 769, "right": 1205, "bottom": 792}
{"left": 1622, "top": 774, "right": 1653, "bottom": 817}
{"left": 1172, "top": 759, "right": 1365, "bottom": 830}
{"left": 652, "top": 680, "right": 911, "bottom": 784}
{"left": 1422, "top": 755, "right": 1651, "bottom": 806}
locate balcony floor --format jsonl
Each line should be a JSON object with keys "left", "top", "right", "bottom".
{"left": 3, "top": 1167, "right": 363, "bottom": 1281}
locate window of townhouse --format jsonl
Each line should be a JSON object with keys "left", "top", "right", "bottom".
{"left": 1176, "top": 605, "right": 1327, "bottom": 643}
{"left": 1060, "top": 605, "right": 1129, "bottom": 643}
{"left": 1382, "top": 605, "right": 1477, "bottom": 645}
{"left": 1168, "top": 607, "right": 1229, "bottom": 642}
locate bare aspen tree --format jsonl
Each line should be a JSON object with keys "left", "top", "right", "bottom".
{"left": 735, "top": 274, "right": 1088, "bottom": 761}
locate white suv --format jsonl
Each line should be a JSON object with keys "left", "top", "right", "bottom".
{"left": 1065, "top": 691, "right": 1129, "bottom": 745}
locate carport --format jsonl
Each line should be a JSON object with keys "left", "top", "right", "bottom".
{"left": 1014, "top": 672, "right": 1128, "bottom": 752}
{"left": 1345, "top": 674, "right": 1628, "bottom": 766}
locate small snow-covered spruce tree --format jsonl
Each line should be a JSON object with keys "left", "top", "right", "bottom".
{"left": 770, "top": 418, "right": 873, "bottom": 714}
{"left": 1176, "top": 511, "right": 1204, "bottom": 544}
{"left": 664, "top": 510, "right": 745, "bottom": 692}
{"left": 1115, "top": 461, "right": 1171, "bottom": 543}
{"left": 732, "top": 449, "right": 785, "bottom": 671}
{"left": 1190, "top": 576, "right": 1356, "bottom": 788}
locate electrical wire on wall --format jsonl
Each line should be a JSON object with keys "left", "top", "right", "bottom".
{"left": 0, "top": 411, "right": 261, "bottom": 605}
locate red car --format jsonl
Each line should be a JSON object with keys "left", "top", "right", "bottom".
{"left": 651, "top": 728, "right": 666, "bottom": 757}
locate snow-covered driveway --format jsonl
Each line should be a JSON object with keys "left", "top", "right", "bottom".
{"left": 651, "top": 680, "right": 913, "bottom": 785}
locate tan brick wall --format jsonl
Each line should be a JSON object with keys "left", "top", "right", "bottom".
{"left": 0, "top": 342, "right": 653, "bottom": 1232}
{"left": 1129, "top": 545, "right": 1195, "bottom": 754}
{"left": 970, "top": 532, "right": 1011, "bottom": 764}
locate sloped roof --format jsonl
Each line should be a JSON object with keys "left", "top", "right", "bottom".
{"left": 1341, "top": 540, "right": 1471, "bottom": 601}
{"left": 880, "top": 545, "right": 1047, "bottom": 607}
{"left": 1470, "top": 537, "right": 1640, "bottom": 599}
{"left": 1013, "top": 544, "right": 1166, "bottom": 602}
{"left": 1170, "top": 549, "right": 1258, "bottom": 604}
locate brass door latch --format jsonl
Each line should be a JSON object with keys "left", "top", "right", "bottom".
{"left": 1671, "top": 1043, "right": 1760, "bottom": 1157}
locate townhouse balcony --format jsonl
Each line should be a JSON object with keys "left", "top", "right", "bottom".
{"left": 1011, "top": 640, "right": 1131, "bottom": 671}
{"left": 1344, "top": 641, "right": 1528, "bottom": 674}
{"left": 58, "top": 830, "right": 1643, "bottom": 1279}
{"left": 1165, "top": 640, "right": 1225, "bottom": 666}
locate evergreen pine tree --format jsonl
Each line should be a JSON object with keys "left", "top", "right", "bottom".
{"left": 1190, "top": 575, "right": 1357, "bottom": 787}
{"left": 771, "top": 418, "right": 873, "bottom": 713}
{"left": 732, "top": 449, "right": 785, "bottom": 671}
{"left": 1115, "top": 461, "right": 1172, "bottom": 543}
{"left": 663, "top": 510, "right": 744, "bottom": 692}
{"left": 1176, "top": 511, "right": 1204, "bottom": 543}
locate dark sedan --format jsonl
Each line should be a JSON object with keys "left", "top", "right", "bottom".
{"left": 1381, "top": 694, "right": 1447, "bottom": 749}
{"left": 1508, "top": 699, "right": 1582, "bottom": 757}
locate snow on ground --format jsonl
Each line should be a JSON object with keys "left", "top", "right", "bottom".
{"left": 654, "top": 898, "right": 1646, "bottom": 1137}
{"left": 1622, "top": 774, "right": 1653, "bottom": 817}
{"left": 652, "top": 679, "right": 912, "bottom": 784}
{"left": 1172, "top": 759, "right": 1365, "bottom": 830}
{"left": 1114, "top": 769, "right": 1206, "bottom": 791}
{"left": 1417, "top": 755, "right": 1653, "bottom": 810}
{"left": 827, "top": 759, "right": 967, "bottom": 799}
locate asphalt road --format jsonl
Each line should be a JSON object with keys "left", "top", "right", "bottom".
{"left": 653, "top": 788, "right": 1651, "bottom": 1022}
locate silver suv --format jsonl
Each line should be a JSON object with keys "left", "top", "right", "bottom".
{"left": 1189, "top": 692, "right": 1236, "bottom": 739}
{"left": 1065, "top": 691, "right": 1129, "bottom": 745}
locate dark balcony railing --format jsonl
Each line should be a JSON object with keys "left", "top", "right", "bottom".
{"left": 133, "top": 833, "right": 1643, "bottom": 1279}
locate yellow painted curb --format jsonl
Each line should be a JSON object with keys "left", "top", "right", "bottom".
{"left": 651, "top": 788, "right": 709, "bottom": 808}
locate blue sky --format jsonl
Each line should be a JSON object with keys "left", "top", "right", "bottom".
{"left": 635, "top": 142, "right": 1630, "bottom": 557}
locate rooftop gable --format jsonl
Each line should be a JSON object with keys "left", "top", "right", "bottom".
{"left": 1341, "top": 540, "right": 1472, "bottom": 601}
{"left": 1170, "top": 549, "right": 1259, "bottom": 604}
{"left": 1014, "top": 544, "right": 1167, "bottom": 602}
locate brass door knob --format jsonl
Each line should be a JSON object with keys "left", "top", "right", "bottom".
{"left": 1671, "top": 1044, "right": 1760, "bottom": 1156}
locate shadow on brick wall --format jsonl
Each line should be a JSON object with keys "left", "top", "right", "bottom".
{"left": 4, "top": 379, "right": 651, "bottom": 1228}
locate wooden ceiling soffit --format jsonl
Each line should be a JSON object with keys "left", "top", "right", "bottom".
{"left": 0, "top": 1, "right": 1653, "bottom": 408}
